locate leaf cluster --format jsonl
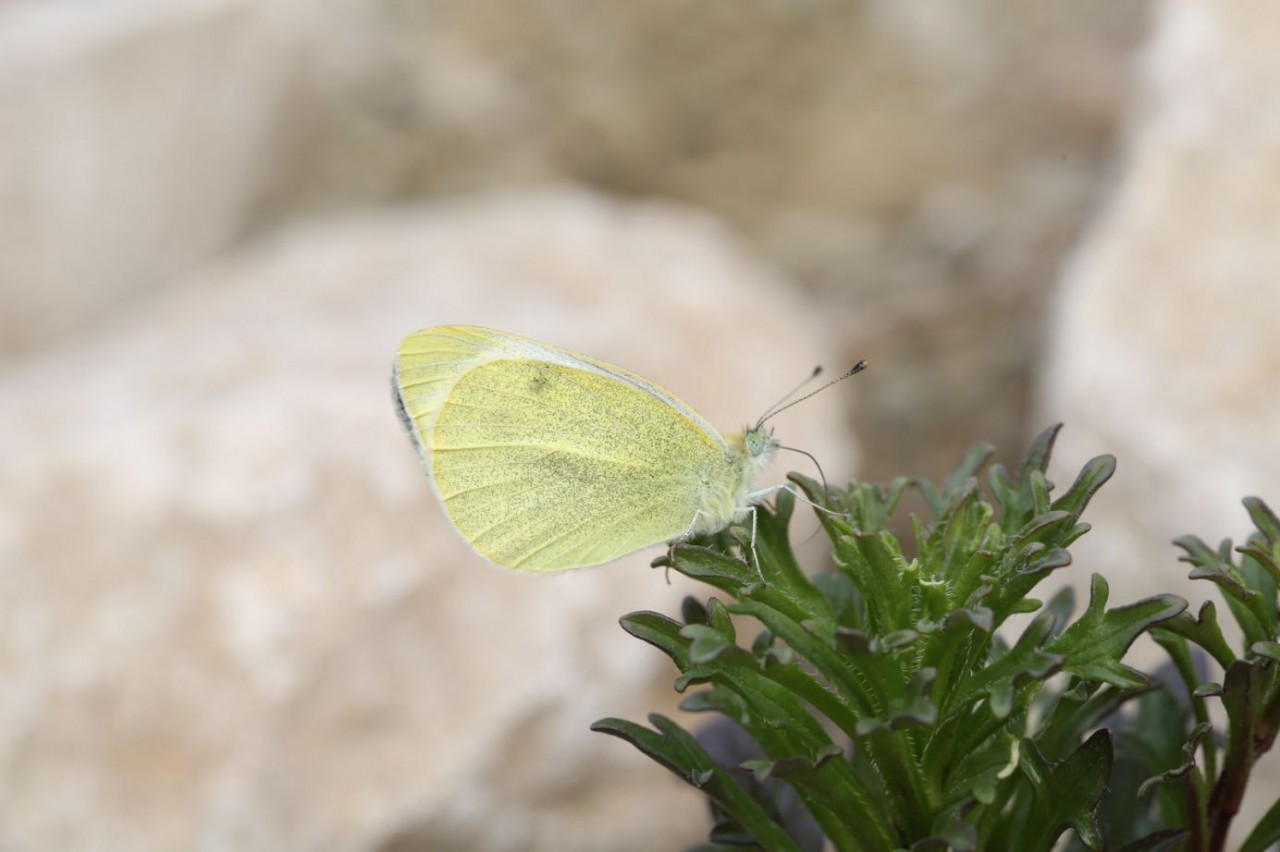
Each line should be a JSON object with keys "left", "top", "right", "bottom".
{"left": 593, "top": 426, "right": 1280, "bottom": 851}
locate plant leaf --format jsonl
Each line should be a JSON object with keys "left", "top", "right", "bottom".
{"left": 1019, "top": 729, "right": 1113, "bottom": 850}
{"left": 1049, "top": 575, "right": 1186, "bottom": 689}
{"left": 592, "top": 714, "right": 802, "bottom": 852}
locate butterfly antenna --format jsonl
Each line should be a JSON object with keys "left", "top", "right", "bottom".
{"left": 755, "top": 365, "right": 824, "bottom": 426}
{"left": 756, "top": 360, "right": 869, "bottom": 429}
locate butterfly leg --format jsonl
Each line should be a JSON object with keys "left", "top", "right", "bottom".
{"left": 737, "top": 485, "right": 787, "bottom": 576}
{"left": 680, "top": 508, "right": 710, "bottom": 541}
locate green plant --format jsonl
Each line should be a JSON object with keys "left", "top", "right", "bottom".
{"left": 592, "top": 425, "right": 1280, "bottom": 851}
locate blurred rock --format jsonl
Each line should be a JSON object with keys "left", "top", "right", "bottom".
{"left": 1039, "top": 0, "right": 1280, "bottom": 833}
{"left": 1, "top": 0, "right": 1149, "bottom": 484}
{"left": 267, "top": 0, "right": 1151, "bottom": 482}
{"left": 0, "top": 189, "right": 857, "bottom": 852}
{"left": 1041, "top": 0, "right": 1280, "bottom": 614}
{"left": 0, "top": 0, "right": 296, "bottom": 353}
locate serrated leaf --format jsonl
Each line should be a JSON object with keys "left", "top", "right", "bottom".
{"left": 1042, "top": 586, "right": 1076, "bottom": 637}
{"left": 1238, "top": 537, "right": 1280, "bottom": 588}
{"left": 854, "top": 668, "right": 939, "bottom": 736}
{"left": 881, "top": 629, "right": 920, "bottom": 650}
{"left": 681, "top": 624, "right": 741, "bottom": 665}
{"left": 676, "top": 664, "right": 893, "bottom": 850}
{"left": 988, "top": 462, "right": 1018, "bottom": 508}
{"left": 1011, "top": 510, "right": 1073, "bottom": 550}
{"left": 984, "top": 548, "right": 1073, "bottom": 620}
{"left": 705, "top": 598, "right": 737, "bottom": 640}
{"left": 1008, "top": 598, "right": 1046, "bottom": 616}
{"left": 1188, "top": 567, "right": 1270, "bottom": 643}
{"left": 1252, "top": 641, "right": 1280, "bottom": 664}
{"left": 1243, "top": 496, "right": 1280, "bottom": 547}
{"left": 834, "top": 531, "right": 914, "bottom": 633}
{"left": 1020, "top": 547, "right": 1073, "bottom": 580}
{"left": 728, "top": 599, "right": 881, "bottom": 721}
{"left": 1038, "top": 682, "right": 1155, "bottom": 764}
{"left": 681, "top": 595, "right": 709, "bottom": 626}
{"left": 991, "top": 424, "right": 1062, "bottom": 529}
{"left": 1174, "top": 534, "right": 1227, "bottom": 570}
{"left": 749, "top": 502, "right": 832, "bottom": 615}
{"left": 680, "top": 686, "right": 748, "bottom": 720}
{"left": 1022, "top": 423, "right": 1062, "bottom": 478}
{"left": 1219, "top": 658, "right": 1265, "bottom": 796}
{"left": 621, "top": 611, "right": 692, "bottom": 668}
{"left": 942, "top": 604, "right": 994, "bottom": 634}
{"left": 811, "top": 569, "right": 864, "bottom": 629}
{"left": 947, "top": 610, "right": 1063, "bottom": 721}
{"left": 1019, "top": 730, "right": 1113, "bottom": 850}
{"left": 741, "top": 743, "right": 844, "bottom": 783}
{"left": 664, "top": 545, "right": 760, "bottom": 596}
{"left": 750, "top": 627, "right": 775, "bottom": 657}
{"left": 1176, "top": 533, "right": 1276, "bottom": 646}
{"left": 1049, "top": 574, "right": 1186, "bottom": 689}
{"left": 742, "top": 744, "right": 895, "bottom": 852}
{"left": 1028, "top": 469, "right": 1054, "bottom": 515}
{"left": 591, "top": 714, "right": 802, "bottom": 852}
{"left": 942, "top": 731, "right": 1019, "bottom": 807}
{"left": 1136, "top": 722, "right": 1211, "bottom": 799}
{"left": 1152, "top": 602, "right": 1236, "bottom": 670}
{"left": 1050, "top": 454, "right": 1117, "bottom": 523}
{"left": 944, "top": 445, "right": 997, "bottom": 498}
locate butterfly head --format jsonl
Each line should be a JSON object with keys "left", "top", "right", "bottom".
{"left": 742, "top": 424, "right": 780, "bottom": 472}
{"left": 742, "top": 360, "right": 867, "bottom": 478}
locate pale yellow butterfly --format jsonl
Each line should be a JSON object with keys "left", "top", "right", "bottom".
{"left": 392, "top": 325, "right": 862, "bottom": 572}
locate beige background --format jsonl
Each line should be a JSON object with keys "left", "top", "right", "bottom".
{"left": 3, "top": 0, "right": 1278, "bottom": 848}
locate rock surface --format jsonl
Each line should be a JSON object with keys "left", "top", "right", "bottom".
{"left": 0, "top": 189, "right": 856, "bottom": 852}
{"left": 0, "top": 0, "right": 295, "bottom": 353}
{"left": 271, "top": 0, "right": 1149, "bottom": 482}
{"left": 1041, "top": 0, "right": 1280, "bottom": 614}
{"left": 0, "top": 0, "right": 1147, "bottom": 480}
{"left": 1039, "top": 0, "right": 1280, "bottom": 834}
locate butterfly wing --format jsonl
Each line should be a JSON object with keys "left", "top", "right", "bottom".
{"left": 394, "top": 326, "right": 727, "bottom": 462}
{"left": 394, "top": 326, "right": 520, "bottom": 466}
{"left": 394, "top": 326, "right": 732, "bottom": 571}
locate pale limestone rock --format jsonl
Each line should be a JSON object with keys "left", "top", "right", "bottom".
{"left": 265, "top": 0, "right": 1147, "bottom": 482}
{"left": 0, "top": 189, "right": 857, "bottom": 852}
{"left": 1040, "top": 0, "right": 1280, "bottom": 835}
{"left": 0, "top": 0, "right": 296, "bottom": 353}
{"left": 0, "top": 0, "right": 1145, "bottom": 485}
{"left": 1041, "top": 0, "right": 1280, "bottom": 613}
